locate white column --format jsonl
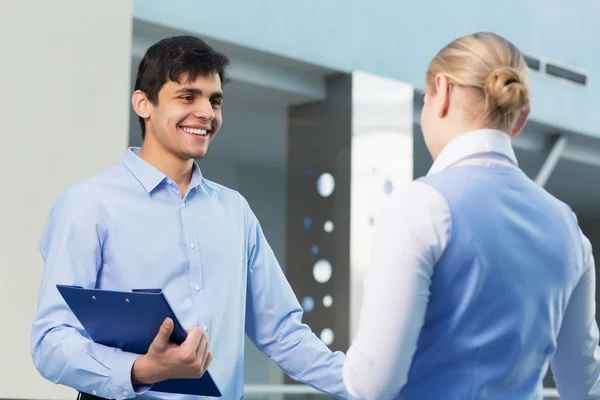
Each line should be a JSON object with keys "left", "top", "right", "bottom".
{"left": 0, "top": 1, "right": 132, "bottom": 398}
{"left": 350, "top": 71, "right": 414, "bottom": 338}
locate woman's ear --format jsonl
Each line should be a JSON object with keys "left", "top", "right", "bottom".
{"left": 435, "top": 73, "right": 451, "bottom": 119}
{"left": 511, "top": 106, "right": 530, "bottom": 138}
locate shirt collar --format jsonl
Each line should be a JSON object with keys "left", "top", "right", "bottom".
{"left": 122, "top": 147, "right": 218, "bottom": 194}
{"left": 427, "top": 129, "right": 518, "bottom": 176}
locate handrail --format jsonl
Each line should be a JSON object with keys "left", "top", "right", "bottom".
{"left": 244, "top": 384, "right": 560, "bottom": 398}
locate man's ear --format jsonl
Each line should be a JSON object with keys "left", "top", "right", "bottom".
{"left": 132, "top": 90, "right": 151, "bottom": 119}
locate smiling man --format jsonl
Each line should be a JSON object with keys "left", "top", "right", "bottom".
{"left": 31, "top": 36, "right": 350, "bottom": 400}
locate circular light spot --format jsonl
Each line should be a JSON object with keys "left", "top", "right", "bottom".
{"left": 302, "top": 216, "right": 312, "bottom": 230}
{"left": 305, "top": 167, "right": 313, "bottom": 176}
{"left": 323, "top": 295, "right": 333, "bottom": 308}
{"left": 311, "top": 245, "right": 319, "bottom": 255}
{"left": 313, "top": 259, "right": 332, "bottom": 283}
{"left": 324, "top": 220, "right": 334, "bottom": 233}
{"left": 383, "top": 180, "right": 393, "bottom": 195}
{"left": 317, "top": 173, "right": 335, "bottom": 197}
{"left": 301, "top": 296, "right": 314, "bottom": 312}
{"left": 320, "top": 328, "right": 334, "bottom": 345}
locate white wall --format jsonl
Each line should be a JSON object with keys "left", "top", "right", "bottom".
{"left": 0, "top": 1, "right": 132, "bottom": 398}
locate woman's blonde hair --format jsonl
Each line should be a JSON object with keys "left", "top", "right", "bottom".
{"left": 426, "top": 32, "right": 530, "bottom": 132}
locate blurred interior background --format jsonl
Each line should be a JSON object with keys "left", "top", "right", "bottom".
{"left": 2, "top": 1, "right": 599, "bottom": 398}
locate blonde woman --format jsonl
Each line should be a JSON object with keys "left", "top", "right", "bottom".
{"left": 343, "top": 32, "right": 600, "bottom": 399}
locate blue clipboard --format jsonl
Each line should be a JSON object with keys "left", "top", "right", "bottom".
{"left": 56, "top": 284, "right": 221, "bottom": 397}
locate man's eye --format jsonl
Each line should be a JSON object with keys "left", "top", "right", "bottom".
{"left": 211, "top": 99, "right": 222, "bottom": 106}
{"left": 181, "top": 96, "right": 193, "bottom": 101}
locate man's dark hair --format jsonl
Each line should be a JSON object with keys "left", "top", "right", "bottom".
{"left": 134, "top": 35, "right": 230, "bottom": 139}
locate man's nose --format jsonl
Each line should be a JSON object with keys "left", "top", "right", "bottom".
{"left": 193, "top": 99, "right": 215, "bottom": 120}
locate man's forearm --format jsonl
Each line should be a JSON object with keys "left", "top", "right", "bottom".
{"left": 32, "top": 325, "right": 145, "bottom": 399}
{"left": 254, "top": 314, "right": 351, "bottom": 399}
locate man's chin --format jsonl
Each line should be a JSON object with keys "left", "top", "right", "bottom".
{"left": 179, "top": 148, "right": 209, "bottom": 161}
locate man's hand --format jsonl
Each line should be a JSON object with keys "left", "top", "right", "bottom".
{"left": 132, "top": 317, "right": 213, "bottom": 385}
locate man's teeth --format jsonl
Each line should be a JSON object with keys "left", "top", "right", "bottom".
{"left": 182, "top": 127, "right": 208, "bottom": 136}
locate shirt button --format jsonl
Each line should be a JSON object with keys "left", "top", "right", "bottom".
{"left": 202, "top": 325, "right": 208, "bottom": 332}
{"left": 123, "top": 392, "right": 128, "bottom": 397}
{"left": 194, "top": 285, "right": 201, "bottom": 291}
{"left": 190, "top": 243, "right": 196, "bottom": 249}
{"left": 166, "top": 179, "right": 172, "bottom": 185}
{"left": 92, "top": 391, "right": 97, "bottom": 396}
{"left": 182, "top": 202, "right": 186, "bottom": 208}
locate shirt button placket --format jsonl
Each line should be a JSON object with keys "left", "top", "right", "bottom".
{"left": 183, "top": 199, "right": 201, "bottom": 294}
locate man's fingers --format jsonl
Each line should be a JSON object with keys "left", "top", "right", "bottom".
{"left": 152, "top": 317, "right": 174, "bottom": 351}
{"left": 196, "top": 331, "right": 208, "bottom": 360}
{"left": 203, "top": 352, "right": 213, "bottom": 372}
{"left": 199, "top": 333, "right": 211, "bottom": 374}
{"left": 180, "top": 327, "right": 202, "bottom": 355}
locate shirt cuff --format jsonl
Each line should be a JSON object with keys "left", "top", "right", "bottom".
{"left": 110, "top": 352, "right": 152, "bottom": 399}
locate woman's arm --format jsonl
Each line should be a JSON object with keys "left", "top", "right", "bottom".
{"left": 343, "top": 181, "right": 450, "bottom": 400}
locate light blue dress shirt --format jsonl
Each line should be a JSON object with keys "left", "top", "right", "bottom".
{"left": 31, "top": 147, "right": 349, "bottom": 400}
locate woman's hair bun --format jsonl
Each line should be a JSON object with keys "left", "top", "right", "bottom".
{"left": 484, "top": 67, "right": 529, "bottom": 116}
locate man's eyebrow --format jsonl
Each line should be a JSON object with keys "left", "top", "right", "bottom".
{"left": 175, "top": 87, "right": 202, "bottom": 95}
{"left": 175, "top": 87, "right": 224, "bottom": 98}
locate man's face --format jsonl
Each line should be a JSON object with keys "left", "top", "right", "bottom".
{"left": 144, "top": 73, "right": 223, "bottom": 160}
